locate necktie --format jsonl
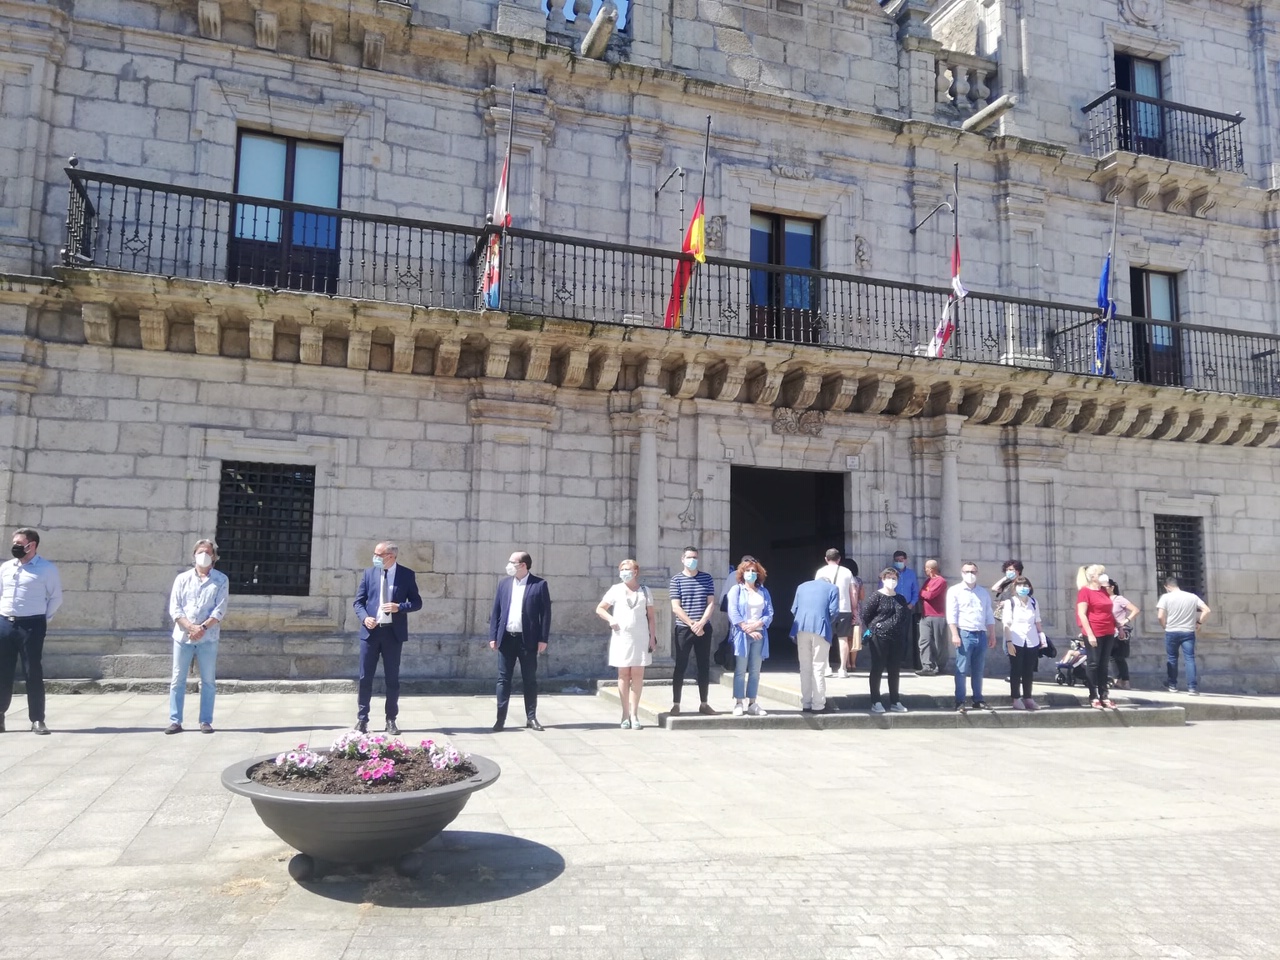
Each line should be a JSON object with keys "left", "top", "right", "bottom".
{"left": 378, "top": 569, "right": 391, "bottom": 623}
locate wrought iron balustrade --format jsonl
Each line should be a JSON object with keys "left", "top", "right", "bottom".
{"left": 1082, "top": 89, "right": 1245, "bottom": 172}
{"left": 62, "top": 167, "right": 1280, "bottom": 399}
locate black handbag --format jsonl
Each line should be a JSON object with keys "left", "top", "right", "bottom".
{"left": 712, "top": 632, "right": 735, "bottom": 671}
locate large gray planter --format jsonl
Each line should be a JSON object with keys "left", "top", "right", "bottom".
{"left": 222, "top": 751, "right": 500, "bottom": 880}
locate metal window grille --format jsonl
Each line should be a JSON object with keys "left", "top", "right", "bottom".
{"left": 215, "top": 462, "right": 316, "bottom": 596}
{"left": 1154, "top": 514, "right": 1206, "bottom": 599}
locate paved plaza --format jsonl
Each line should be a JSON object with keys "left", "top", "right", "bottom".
{"left": 2, "top": 685, "right": 1279, "bottom": 960}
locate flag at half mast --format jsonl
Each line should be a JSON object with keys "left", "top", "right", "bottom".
{"left": 663, "top": 196, "right": 706, "bottom": 329}
{"left": 927, "top": 236, "right": 967, "bottom": 357}
{"left": 481, "top": 86, "right": 515, "bottom": 310}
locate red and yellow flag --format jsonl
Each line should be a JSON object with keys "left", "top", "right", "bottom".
{"left": 663, "top": 198, "right": 706, "bottom": 330}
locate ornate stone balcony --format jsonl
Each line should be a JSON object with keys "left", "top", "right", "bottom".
{"left": 50, "top": 166, "right": 1280, "bottom": 449}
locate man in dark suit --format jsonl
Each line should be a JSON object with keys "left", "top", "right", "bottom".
{"left": 488, "top": 550, "right": 551, "bottom": 731}
{"left": 353, "top": 541, "right": 422, "bottom": 734}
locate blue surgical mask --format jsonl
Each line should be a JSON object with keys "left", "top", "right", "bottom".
{"left": 894, "top": 560, "right": 905, "bottom": 570}
{"left": 1016, "top": 586, "right": 1031, "bottom": 596}
{"left": 744, "top": 571, "right": 757, "bottom": 584}
{"left": 1006, "top": 570, "right": 1016, "bottom": 580}
{"left": 683, "top": 557, "right": 698, "bottom": 571}
{"left": 372, "top": 556, "right": 384, "bottom": 569}
{"left": 620, "top": 569, "right": 635, "bottom": 583}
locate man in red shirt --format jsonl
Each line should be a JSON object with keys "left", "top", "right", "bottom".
{"left": 917, "top": 558, "right": 948, "bottom": 676}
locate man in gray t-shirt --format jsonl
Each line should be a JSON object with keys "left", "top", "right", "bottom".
{"left": 1155, "top": 578, "right": 1211, "bottom": 694}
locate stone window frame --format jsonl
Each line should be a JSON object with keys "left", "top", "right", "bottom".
{"left": 188, "top": 427, "right": 348, "bottom": 617}
{"left": 1137, "top": 490, "right": 1218, "bottom": 636}
{"left": 215, "top": 460, "right": 318, "bottom": 597}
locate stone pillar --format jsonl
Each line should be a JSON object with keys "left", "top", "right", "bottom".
{"left": 635, "top": 409, "right": 662, "bottom": 572}
{"left": 939, "top": 420, "right": 962, "bottom": 576}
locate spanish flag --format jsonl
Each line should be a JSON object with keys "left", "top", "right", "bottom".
{"left": 663, "top": 197, "right": 706, "bottom": 330}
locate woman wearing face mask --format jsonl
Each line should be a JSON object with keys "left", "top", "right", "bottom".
{"left": 1001, "top": 576, "right": 1045, "bottom": 710}
{"left": 1104, "top": 577, "right": 1140, "bottom": 691}
{"left": 727, "top": 558, "right": 774, "bottom": 717}
{"left": 1076, "top": 564, "right": 1118, "bottom": 709}
{"left": 858, "top": 568, "right": 911, "bottom": 714}
{"left": 166, "top": 539, "right": 229, "bottom": 734}
{"left": 596, "top": 559, "right": 658, "bottom": 729}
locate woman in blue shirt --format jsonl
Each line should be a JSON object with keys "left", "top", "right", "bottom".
{"left": 727, "top": 558, "right": 774, "bottom": 717}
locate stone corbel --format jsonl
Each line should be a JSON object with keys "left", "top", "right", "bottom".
{"left": 392, "top": 334, "right": 416, "bottom": 374}
{"left": 194, "top": 314, "right": 221, "bottom": 355}
{"left": 249, "top": 318, "right": 274, "bottom": 360}
{"left": 347, "top": 330, "right": 372, "bottom": 370}
{"left": 1072, "top": 401, "right": 1111, "bottom": 435}
{"left": 299, "top": 325, "right": 323, "bottom": 365}
{"left": 750, "top": 369, "right": 785, "bottom": 406}
{"left": 857, "top": 374, "right": 899, "bottom": 415}
{"left": 558, "top": 347, "right": 589, "bottom": 388}
{"left": 1134, "top": 177, "right": 1161, "bottom": 210}
{"left": 309, "top": 22, "right": 333, "bottom": 61}
{"left": 1176, "top": 412, "right": 1214, "bottom": 443}
{"left": 1233, "top": 416, "right": 1269, "bottom": 447}
{"left": 780, "top": 370, "right": 823, "bottom": 410}
{"left": 526, "top": 343, "right": 552, "bottom": 383}
{"left": 1015, "top": 394, "right": 1053, "bottom": 428}
{"left": 817, "top": 374, "right": 860, "bottom": 414}
{"left": 1099, "top": 403, "right": 1140, "bottom": 436}
{"left": 434, "top": 336, "right": 462, "bottom": 377}
{"left": 363, "top": 32, "right": 385, "bottom": 70}
{"left": 197, "top": 0, "right": 221, "bottom": 40}
{"left": 984, "top": 391, "right": 1024, "bottom": 427}
{"left": 1103, "top": 173, "right": 1129, "bottom": 204}
{"left": 1042, "top": 398, "right": 1081, "bottom": 429}
{"left": 641, "top": 358, "right": 663, "bottom": 389}
{"left": 1150, "top": 408, "right": 1188, "bottom": 441}
{"left": 1192, "top": 190, "right": 1217, "bottom": 219}
{"left": 891, "top": 380, "right": 933, "bottom": 418}
{"left": 484, "top": 338, "right": 512, "bottom": 380}
{"left": 1201, "top": 414, "right": 1240, "bottom": 444}
{"left": 1161, "top": 179, "right": 1192, "bottom": 215}
{"left": 1251, "top": 418, "right": 1280, "bottom": 447}
{"left": 960, "top": 389, "right": 999, "bottom": 423}
{"left": 82, "top": 302, "right": 116, "bottom": 346}
{"left": 1126, "top": 406, "right": 1162, "bottom": 439}
{"left": 714, "top": 361, "right": 748, "bottom": 403}
{"left": 589, "top": 350, "right": 622, "bottom": 391}
{"left": 138, "top": 308, "right": 169, "bottom": 351}
{"left": 254, "top": 11, "right": 278, "bottom": 50}
{"left": 672, "top": 361, "right": 705, "bottom": 400}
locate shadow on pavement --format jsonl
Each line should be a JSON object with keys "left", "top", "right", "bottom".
{"left": 300, "top": 831, "right": 565, "bottom": 906}
{"left": 54, "top": 725, "right": 352, "bottom": 735}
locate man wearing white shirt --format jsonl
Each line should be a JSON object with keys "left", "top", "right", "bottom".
{"left": 488, "top": 550, "right": 552, "bottom": 732}
{"left": 0, "top": 528, "right": 63, "bottom": 734}
{"left": 946, "top": 560, "right": 996, "bottom": 713}
{"left": 166, "top": 538, "right": 229, "bottom": 734}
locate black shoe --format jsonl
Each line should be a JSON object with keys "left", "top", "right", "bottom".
{"left": 355, "top": 719, "right": 368, "bottom": 733}
{"left": 801, "top": 707, "right": 814, "bottom": 713}
{"left": 916, "top": 667, "right": 938, "bottom": 676}
{"left": 955, "top": 703, "right": 967, "bottom": 714}
{"left": 492, "top": 719, "right": 505, "bottom": 732}
{"left": 32, "top": 721, "right": 50, "bottom": 735}
{"left": 0, "top": 714, "right": 5, "bottom": 732}
{"left": 385, "top": 720, "right": 400, "bottom": 736}
{"left": 526, "top": 718, "right": 545, "bottom": 731}
{"left": 972, "top": 701, "right": 989, "bottom": 711}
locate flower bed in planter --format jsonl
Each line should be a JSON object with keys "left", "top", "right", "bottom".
{"left": 221, "top": 731, "right": 500, "bottom": 880}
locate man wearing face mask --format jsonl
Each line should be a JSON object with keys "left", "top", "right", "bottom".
{"left": 946, "top": 561, "right": 997, "bottom": 712}
{"left": 489, "top": 550, "right": 552, "bottom": 731}
{"left": 166, "top": 539, "right": 229, "bottom": 734}
{"left": 0, "top": 528, "right": 62, "bottom": 734}
{"left": 353, "top": 542, "right": 423, "bottom": 734}
{"left": 891, "top": 550, "right": 921, "bottom": 667}
{"left": 669, "top": 546, "right": 717, "bottom": 716}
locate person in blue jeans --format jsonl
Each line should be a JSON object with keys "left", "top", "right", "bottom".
{"left": 946, "top": 560, "right": 996, "bottom": 713}
{"left": 727, "top": 558, "right": 774, "bottom": 717}
{"left": 1156, "top": 577, "right": 1211, "bottom": 694}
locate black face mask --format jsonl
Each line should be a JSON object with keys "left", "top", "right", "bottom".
{"left": 11, "top": 543, "right": 28, "bottom": 559}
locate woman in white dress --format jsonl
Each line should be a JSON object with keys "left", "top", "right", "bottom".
{"left": 596, "top": 558, "right": 658, "bottom": 729}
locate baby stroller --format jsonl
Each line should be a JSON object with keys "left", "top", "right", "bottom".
{"left": 1055, "top": 638, "right": 1090, "bottom": 686}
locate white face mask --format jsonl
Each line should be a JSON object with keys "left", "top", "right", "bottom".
{"left": 619, "top": 569, "right": 635, "bottom": 583}
{"left": 883, "top": 579, "right": 898, "bottom": 591}
{"left": 194, "top": 552, "right": 213, "bottom": 569}
{"left": 962, "top": 572, "right": 978, "bottom": 586}
{"left": 505, "top": 562, "right": 517, "bottom": 577}
{"left": 1097, "top": 574, "right": 1110, "bottom": 585}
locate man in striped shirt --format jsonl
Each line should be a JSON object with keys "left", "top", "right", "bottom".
{"left": 669, "top": 546, "right": 717, "bottom": 716}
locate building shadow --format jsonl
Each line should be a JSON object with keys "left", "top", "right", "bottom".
{"left": 298, "top": 831, "right": 564, "bottom": 906}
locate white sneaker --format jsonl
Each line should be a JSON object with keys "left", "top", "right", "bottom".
{"left": 732, "top": 703, "right": 745, "bottom": 717}
{"left": 746, "top": 702, "right": 767, "bottom": 717}
{"left": 870, "top": 702, "right": 886, "bottom": 715}
{"left": 889, "top": 702, "right": 908, "bottom": 713}
{"left": 837, "top": 668, "right": 849, "bottom": 679}
{"left": 631, "top": 716, "right": 643, "bottom": 730}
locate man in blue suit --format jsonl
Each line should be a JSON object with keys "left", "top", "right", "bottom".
{"left": 353, "top": 541, "right": 422, "bottom": 734}
{"left": 488, "top": 550, "right": 551, "bottom": 732}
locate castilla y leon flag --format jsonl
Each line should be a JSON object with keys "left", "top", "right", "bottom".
{"left": 663, "top": 197, "right": 706, "bottom": 330}
{"left": 480, "top": 154, "right": 510, "bottom": 310}
{"left": 927, "top": 236, "right": 968, "bottom": 358}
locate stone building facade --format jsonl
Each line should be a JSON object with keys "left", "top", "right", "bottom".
{"left": 1, "top": 0, "right": 1278, "bottom": 680}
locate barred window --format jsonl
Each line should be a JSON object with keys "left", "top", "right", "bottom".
{"left": 1154, "top": 514, "right": 1205, "bottom": 599}
{"left": 215, "top": 461, "right": 316, "bottom": 596}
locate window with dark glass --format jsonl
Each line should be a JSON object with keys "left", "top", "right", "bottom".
{"left": 1130, "top": 268, "right": 1182, "bottom": 387}
{"left": 749, "top": 213, "right": 820, "bottom": 343}
{"left": 228, "top": 132, "right": 342, "bottom": 294}
{"left": 215, "top": 461, "right": 316, "bottom": 596}
{"left": 1154, "top": 514, "right": 1206, "bottom": 599}
{"left": 1115, "top": 53, "right": 1164, "bottom": 156}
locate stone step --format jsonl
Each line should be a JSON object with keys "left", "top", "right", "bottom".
{"left": 22, "top": 677, "right": 601, "bottom": 696}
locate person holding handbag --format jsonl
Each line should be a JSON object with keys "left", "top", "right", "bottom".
{"left": 859, "top": 568, "right": 911, "bottom": 715}
{"left": 597, "top": 558, "right": 658, "bottom": 729}
{"left": 1105, "top": 577, "right": 1140, "bottom": 690}
{"left": 1001, "top": 575, "right": 1045, "bottom": 710}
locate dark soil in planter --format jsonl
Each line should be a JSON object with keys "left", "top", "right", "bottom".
{"left": 249, "top": 756, "right": 479, "bottom": 795}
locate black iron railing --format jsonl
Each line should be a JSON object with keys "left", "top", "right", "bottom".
{"left": 62, "top": 167, "right": 1280, "bottom": 398}
{"left": 1082, "top": 89, "right": 1245, "bottom": 172}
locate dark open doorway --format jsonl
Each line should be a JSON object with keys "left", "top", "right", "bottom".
{"left": 729, "top": 466, "right": 846, "bottom": 666}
